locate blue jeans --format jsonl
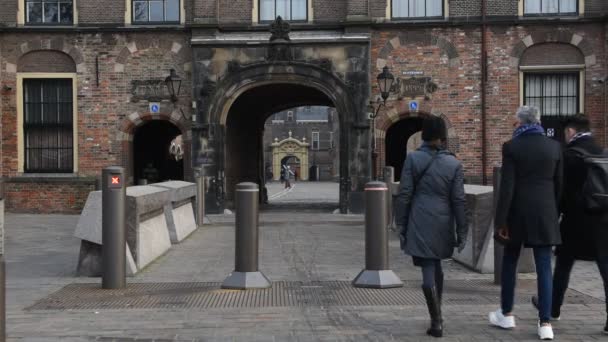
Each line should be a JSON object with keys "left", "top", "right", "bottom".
{"left": 501, "top": 244, "right": 553, "bottom": 323}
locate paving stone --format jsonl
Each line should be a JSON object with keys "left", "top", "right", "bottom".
{"left": 3, "top": 184, "right": 608, "bottom": 341}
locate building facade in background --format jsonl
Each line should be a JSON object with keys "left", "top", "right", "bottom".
{"left": 263, "top": 106, "right": 339, "bottom": 182}
{"left": 0, "top": 0, "right": 606, "bottom": 213}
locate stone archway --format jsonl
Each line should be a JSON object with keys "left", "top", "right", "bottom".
{"left": 195, "top": 61, "right": 367, "bottom": 213}
{"left": 118, "top": 110, "right": 191, "bottom": 184}
{"left": 271, "top": 133, "right": 310, "bottom": 181}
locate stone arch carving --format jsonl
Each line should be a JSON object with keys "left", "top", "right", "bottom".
{"left": 376, "top": 32, "right": 460, "bottom": 70}
{"left": 114, "top": 38, "right": 192, "bottom": 73}
{"left": 208, "top": 62, "right": 358, "bottom": 126}
{"left": 6, "top": 38, "right": 86, "bottom": 74}
{"left": 117, "top": 110, "right": 191, "bottom": 183}
{"left": 510, "top": 31, "right": 596, "bottom": 67}
{"left": 271, "top": 135, "right": 310, "bottom": 181}
{"left": 203, "top": 61, "right": 359, "bottom": 213}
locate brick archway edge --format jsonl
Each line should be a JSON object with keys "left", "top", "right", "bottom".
{"left": 118, "top": 110, "right": 192, "bottom": 183}
{"left": 510, "top": 31, "right": 597, "bottom": 67}
{"left": 6, "top": 38, "right": 86, "bottom": 74}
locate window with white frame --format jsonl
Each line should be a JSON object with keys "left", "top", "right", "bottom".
{"left": 133, "top": 0, "right": 180, "bottom": 23}
{"left": 392, "top": 0, "right": 443, "bottom": 19}
{"left": 312, "top": 131, "right": 320, "bottom": 150}
{"left": 26, "top": 0, "right": 73, "bottom": 24}
{"left": 260, "top": 0, "right": 307, "bottom": 22}
{"left": 287, "top": 111, "right": 294, "bottom": 122}
{"left": 524, "top": 73, "right": 579, "bottom": 117}
{"left": 524, "top": 0, "right": 578, "bottom": 16}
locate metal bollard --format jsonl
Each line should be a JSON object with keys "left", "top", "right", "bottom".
{"left": 383, "top": 167, "right": 395, "bottom": 229}
{"left": 221, "top": 183, "right": 271, "bottom": 289}
{"left": 102, "top": 166, "right": 126, "bottom": 289}
{"left": 353, "top": 181, "right": 404, "bottom": 288}
{"left": 194, "top": 167, "right": 206, "bottom": 228}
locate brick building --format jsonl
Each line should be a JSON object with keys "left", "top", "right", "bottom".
{"left": 0, "top": 0, "right": 606, "bottom": 213}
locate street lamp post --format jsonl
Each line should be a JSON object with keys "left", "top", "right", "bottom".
{"left": 165, "top": 69, "right": 190, "bottom": 121}
{"left": 368, "top": 66, "right": 395, "bottom": 181}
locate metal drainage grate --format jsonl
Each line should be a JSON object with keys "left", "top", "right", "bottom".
{"left": 27, "top": 280, "right": 601, "bottom": 311}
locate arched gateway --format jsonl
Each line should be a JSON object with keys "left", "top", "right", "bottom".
{"left": 190, "top": 19, "right": 371, "bottom": 213}
{"left": 271, "top": 133, "right": 310, "bottom": 181}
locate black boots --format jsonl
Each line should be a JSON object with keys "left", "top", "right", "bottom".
{"left": 436, "top": 272, "right": 444, "bottom": 304}
{"left": 423, "top": 286, "right": 443, "bottom": 338}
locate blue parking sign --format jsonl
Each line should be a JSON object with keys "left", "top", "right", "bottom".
{"left": 149, "top": 103, "right": 160, "bottom": 113}
{"left": 409, "top": 100, "right": 419, "bottom": 112}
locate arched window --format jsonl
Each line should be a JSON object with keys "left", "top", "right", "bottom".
{"left": 18, "top": 51, "right": 77, "bottom": 173}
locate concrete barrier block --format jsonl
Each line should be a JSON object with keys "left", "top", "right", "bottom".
{"left": 151, "top": 181, "right": 198, "bottom": 243}
{"left": 75, "top": 185, "right": 173, "bottom": 275}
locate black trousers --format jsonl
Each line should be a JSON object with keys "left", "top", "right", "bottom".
{"left": 553, "top": 253, "right": 608, "bottom": 314}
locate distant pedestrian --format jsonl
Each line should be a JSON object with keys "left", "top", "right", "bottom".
{"left": 531, "top": 114, "right": 608, "bottom": 334}
{"left": 395, "top": 116, "right": 468, "bottom": 338}
{"left": 490, "top": 106, "right": 563, "bottom": 341}
{"left": 282, "top": 164, "right": 294, "bottom": 189}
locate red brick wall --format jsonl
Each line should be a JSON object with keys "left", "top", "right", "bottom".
{"left": 0, "top": 32, "right": 193, "bottom": 213}
{"left": 372, "top": 24, "right": 607, "bottom": 184}
{"left": 193, "top": 0, "right": 218, "bottom": 22}
{"left": 372, "top": 28, "right": 484, "bottom": 182}
{"left": 219, "top": 0, "right": 252, "bottom": 23}
{"left": 0, "top": 0, "right": 17, "bottom": 26}
{"left": 315, "top": 0, "right": 347, "bottom": 22}
{"left": 5, "top": 181, "right": 95, "bottom": 214}
{"left": 347, "top": 0, "right": 369, "bottom": 17}
{"left": 78, "top": 0, "right": 126, "bottom": 24}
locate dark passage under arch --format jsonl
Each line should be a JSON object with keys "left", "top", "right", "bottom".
{"left": 134, "top": 120, "right": 183, "bottom": 184}
{"left": 385, "top": 117, "right": 424, "bottom": 182}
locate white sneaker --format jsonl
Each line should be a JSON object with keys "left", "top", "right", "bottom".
{"left": 538, "top": 322, "right": 554, "bottom": 340}
{"left": 489, "top": 309, "right": 516, "bottom": 329}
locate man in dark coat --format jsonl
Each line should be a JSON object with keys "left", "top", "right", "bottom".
{"left": 489, "top": 106, "right": 563, "bottom": 341}
{"left": 532, "top": 114, "right": 608, "bottom": 334}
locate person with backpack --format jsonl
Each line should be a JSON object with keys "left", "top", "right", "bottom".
{"left": 531, "top": 114, "right": 608, "bottom": 334}
{"left": 395, "top": 116, "right": 468, "bottom": 338}
{"left": 489, "top": 106, "right": 563, "bottom": 341}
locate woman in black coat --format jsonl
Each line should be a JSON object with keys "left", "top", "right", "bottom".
{"left": 490, "top": 106, "right": 563, "bottom": 341}
{"left": 541, "top": 114, "right": 608, "bottom": 334}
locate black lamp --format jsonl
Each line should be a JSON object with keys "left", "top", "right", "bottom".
{"left": 165, "top": 69, "right": 182, "bottom": 103}
{"left": 377, "top": 66, "right": 395, "bottom": 103}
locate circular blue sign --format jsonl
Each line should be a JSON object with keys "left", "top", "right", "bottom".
{"left": 409, "top": 101, "right": 418, "bottom": 111}
{"left": 150, "top": 104, "right": 160, "bottom": 113}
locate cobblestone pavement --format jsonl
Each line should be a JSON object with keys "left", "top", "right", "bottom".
{"left": 3, "top": 200, "right": 608, "bottom": 341}
{"left": 266, "top": 181, "right": 339, "bottom": 205}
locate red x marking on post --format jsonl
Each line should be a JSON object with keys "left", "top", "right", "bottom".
{"left": 111, "top": 176, "right": 120, "bottom": 185}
